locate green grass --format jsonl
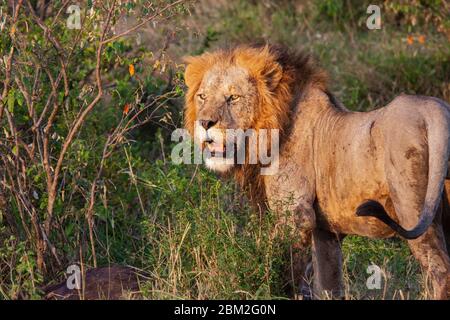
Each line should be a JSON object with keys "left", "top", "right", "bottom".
{"left": 118, "top": 0, "right": 448, "bottom": 300}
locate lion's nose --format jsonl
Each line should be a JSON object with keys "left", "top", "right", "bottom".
{"left": 199, "top": 119, "right": 217, "bottom": 130}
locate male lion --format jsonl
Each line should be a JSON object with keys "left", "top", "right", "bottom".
{"left": 183, "top": 45, "right": 450, "bottom": 299}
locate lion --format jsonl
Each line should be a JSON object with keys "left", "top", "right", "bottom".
{"left": 183, "top": 44, "right": 450, "bottom": 299}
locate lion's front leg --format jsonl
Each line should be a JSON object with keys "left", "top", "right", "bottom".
{"left": 289, "top": 241, "right": 313, "bottom": 299}
{"left": 264, "top": 157, "right": 317, "bottom": 299}
{"left": 272, "top": 203, "right": 316, "bottom": 299}
{"left": 312, "top": 228, "right": 344, "bottom": 299}
{"left": 273, "top": 203, "right": 316, "bottom": 246}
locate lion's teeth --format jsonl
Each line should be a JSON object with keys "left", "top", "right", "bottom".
{"left": 207, "top": 142, "right": 225, "bottom": 153}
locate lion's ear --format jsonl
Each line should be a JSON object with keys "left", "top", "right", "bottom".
{"left": 183, "top": 55, "right": 211, "bottom": 89}
{"left": 183, "top": 56, "right": 197, "bottom": 89}
{"left": 252, "top": 45, "right": 283, "bottom": 92}
{"left": 262, "top": 61, "right": 283, "bottom": 92}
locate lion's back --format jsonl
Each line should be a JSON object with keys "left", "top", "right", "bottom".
{"left": 383, "top": 94, "right": 450, "bottom": 120}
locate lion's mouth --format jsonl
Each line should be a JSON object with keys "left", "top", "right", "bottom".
{"left": 205, "top": 141, "right": 241, "bottom": 159}
{"left": 205, "top": 141, "right": 226, "bottom": 157}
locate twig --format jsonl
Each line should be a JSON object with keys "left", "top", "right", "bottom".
{"left": 44, "top": 0, "right": 117, "bottom": 234}
{"left": 101, "top": 0, "right": 186, "bottom": 45}
{"left": 0, "top": 0, "right": 23, "bottom": 121}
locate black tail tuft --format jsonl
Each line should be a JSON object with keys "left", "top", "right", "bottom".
{"left": 356, "top": 200, "right": 422, "bottom": 240}
{"left": 356, "top": 200, "right": 387, "bottom": 218}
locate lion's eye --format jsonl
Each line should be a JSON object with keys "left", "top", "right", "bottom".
{"left": 229, "top": 95, "right": 240, "bottom": 101}
{"left": 197, "top": 93, "right": 206, "bottom": 100}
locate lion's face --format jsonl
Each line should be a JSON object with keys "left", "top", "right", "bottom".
{"left": 184, "top": 46, "right": 291, "bottom": 174}
{"left": 193, "top": 64, "right": 258, "bottom": 172}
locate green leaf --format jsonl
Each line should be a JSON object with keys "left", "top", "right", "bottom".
{"left": 16, "top": 93, "right": 23, "bottom": 107}
{"left": 7, "top": 89, "right": 15, "bottom": 113}
{"left": 65, "top": 223, "right": 75, "bottom": 238}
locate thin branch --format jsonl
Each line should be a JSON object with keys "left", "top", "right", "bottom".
{"left": 44, "top": 0, "right": 117, "bottom": 234}
{"left": 0, "top": 0, "right": 23, "bottom": 121}
{"left": 101, "top": 0, "right": 185, "bottom": 45}
{"left": 26, "top": 0, "right": 69, "bottom": 96}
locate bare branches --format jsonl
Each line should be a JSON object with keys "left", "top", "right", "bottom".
{"left": 101, "top": 0, "right": 185, "bottom": 45}
{"left": 44, "top": 0, "right": 117, "bottom": 234}
{"left": 26, "top": 0, "right": 69, "bottom": 96}
{"left": 0, "top": 0, "right": 23, "bottom": 121}
{"left": 0, "top": 0, "right": 188, "bottom": 281}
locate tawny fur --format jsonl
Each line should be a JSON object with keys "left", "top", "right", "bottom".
{"left": 184, "top": 45, "right": 327, "bottom": 206}
{"left": 184, "top": 44, "right": 450, "bottom": 300}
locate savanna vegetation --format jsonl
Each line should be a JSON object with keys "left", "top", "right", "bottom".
{"left": 0, "top": 0, "right": 449, "bottom": 299}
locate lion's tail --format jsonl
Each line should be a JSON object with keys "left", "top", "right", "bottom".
{"left": 357, "top": 101, "right": 450, "bottom": 240}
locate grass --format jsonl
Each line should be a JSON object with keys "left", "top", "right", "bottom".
{"left": 154, "top": 1, "right": 448, "bottom": 298}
